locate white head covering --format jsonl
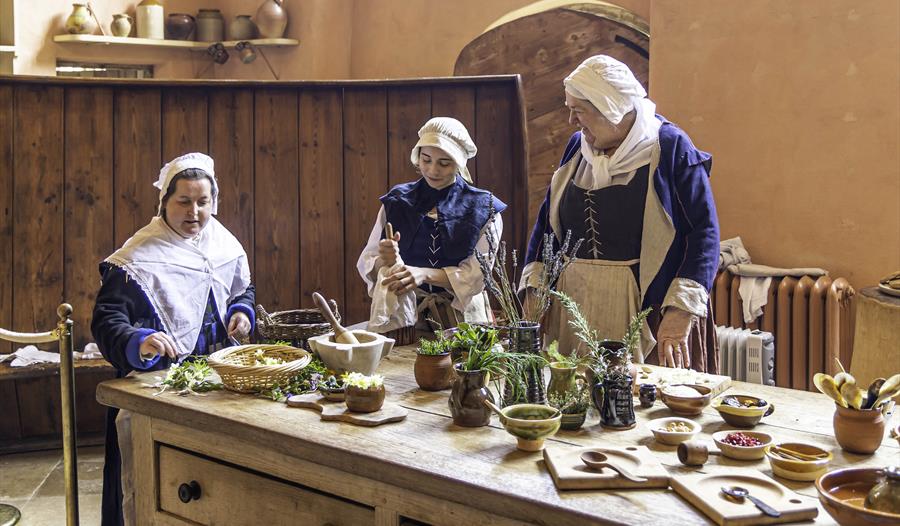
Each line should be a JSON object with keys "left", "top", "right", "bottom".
{"left": 154, "top": 152, "right": 219, "bottom": 215}
{"left": 564, "top": 55, "right": 662, "bottom": 189}
{"left": 410, "top": 117, "right": 477, "bottom": 183}
{"left": 107, "top": 153, "right": 251, "bottom": 359}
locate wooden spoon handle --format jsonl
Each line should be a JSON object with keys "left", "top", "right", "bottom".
{"left": 604, "top": 461, "right": 647, "bottom": 483}
{"left": 385, "top": 221, "right": 395, "bottom": 240}
{"left": 312, "top": 292, "right": 343, "bottom": 333}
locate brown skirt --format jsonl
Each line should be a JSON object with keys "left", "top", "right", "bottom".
{"left": 643, "top": 300, "right": 719, "bottom": 375}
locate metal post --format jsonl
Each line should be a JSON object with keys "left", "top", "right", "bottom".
{"left": 57, "top": 303, "right": 79, "bottom": 526}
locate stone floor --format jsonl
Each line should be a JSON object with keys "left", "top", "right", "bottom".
{"left": 0, "top": 445, "right": 104, "bottom": 525}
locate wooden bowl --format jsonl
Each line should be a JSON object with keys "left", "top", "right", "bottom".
{"left": 712, "top": 430, "right": 773, "bottom": 460}
{"left": 711, "top": 394, "right": 775, "bottom": 428}
{"left": 647, "top": 417, "right": 701, "bottom": 445}
{"left": 765, "top": 442, "right": 832, "bottom": 481}
{"left": 659, "top": 384, "right": 712, "bottom": 416}
{"left": 816, "top": 468, "right": 900, "bottom": 526}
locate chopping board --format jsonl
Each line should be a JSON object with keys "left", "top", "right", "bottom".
{"left": 670, "top": 468, "right": 818, "bottom": 525}
{"left": 635, "top": 364, "right": 732, "bottom": 397}
{"left": 543, "top": 445, "right": 669, "bottom": 490}
{"left": 286, "top": 393, "right": 407, "bottom": 426}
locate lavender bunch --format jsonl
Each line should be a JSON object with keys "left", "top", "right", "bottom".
{"left": 475, "top": 232, "right": 524, "bottom": 325}
{"left": 524, "top": 231, "right": 583, "bottom": 323}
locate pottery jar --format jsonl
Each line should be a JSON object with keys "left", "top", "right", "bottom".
{"left": 833, "top": 404, "right": 886, "bottom": 455}
{"left": 196, "top": 9, "right": 224, "bottom": 42}
{"left": 166, "top": 14, "right": 195, "bottom": 41}
{"left": 414, "top": 352, "right": 453, "bottom": 391}
{"left": 344, "top": 385, "right": 385, "bottom": 413}
{"left": 228, "top": 15, "right": 257, "bottom": 41}
{"left": 65, "top": 4, "right": 97, "bottom": 35}
{"left": 502, "top": 321, "right": 545, "bottom": 405}
{"left": 448, "top": 365, "right": 494, "bottom": 427}
{"left": 594, "top": 374, "right": 636, "bottom": 429}
{"left": 136, "top": 0, "right": 164, "bottom": 39}
{"left": 547, "top": 362, "right": 585, "bottom": 402}
{"left": 559, "top": 412, "right": 586, "bottom": 431}
{"left": 110, "top": 14, "right": 133, "bottom": 37}
{"left": 639, "top": 383, "right": 657, "bottom": 408}
{"left": 255, "top": 0, "right": 288, "bottom": 38}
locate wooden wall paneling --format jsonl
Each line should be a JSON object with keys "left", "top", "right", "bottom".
{"left": 113, "top": 88, "right": 162, "bottom": 247}
{"left": 0, "top": 380, "right": 21, "bottom": 440}
{"left": 430, "top": 86, "right": 476, "bottom": 184}
{"left": 209, "top": 89, "right": 255, "bottom": 273}
{"left": 343, "top": 88, "right": 388, "bottom": 323}
{"left": 254, "top": 89, "right": 300, "bottom": 311}
{"left": 299, "top": 90, "right": 344, "bottom": 309}
{"left": 16, "top": 376, "right": 61, "bottom": 437}
{"left": 64, "top": 87, "right": 114, "bottom": 351}
{"left": 387, "top": 87, "right": 431, "bottom": 188}
{"left": 0, "top": 85, "right": 12, "bottom": 354}
{"left": 13, "top": 85, "right": 64, "bottom": 336}
{"left": 162, "top": 88, "right": 209, "bottom": 162}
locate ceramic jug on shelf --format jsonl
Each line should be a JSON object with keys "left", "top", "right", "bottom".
{"left": 196, "top": 9, "right": 224, "bottom": 42}
{"left": 110, "top": 14, "right": 133, "bottom": 37}
{"left": 136, "top": 0, "right": 164, "bottom": 39}
{"left": 255, "top": 0, "right": 288, "bottom": 38}
{"left": 228, "top": 15, "right": 257, "bottom": 41}
{"left": 65, "top": 4, "right": 97, "bottom": 35}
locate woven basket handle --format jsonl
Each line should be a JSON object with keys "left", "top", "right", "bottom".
{"left": 255, "top": 304, "right": 273, "bottom": 328}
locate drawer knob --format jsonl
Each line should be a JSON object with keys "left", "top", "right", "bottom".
{"left": 178, "top": 481, "right": 202, "bottom": 503}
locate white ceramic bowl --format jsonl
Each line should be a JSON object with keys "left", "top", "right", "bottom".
{"left": 308, "top": 330, "right": 395, "bottom": 375}
{"left": 712, "top": 430, "right": 773, "bottom": 460}
{"left": 647, "top": 417, "right": 701, "bottom": 445}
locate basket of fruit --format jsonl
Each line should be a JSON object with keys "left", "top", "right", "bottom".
{"left": 208, "top": 344, "right": 312, "bottom": 393}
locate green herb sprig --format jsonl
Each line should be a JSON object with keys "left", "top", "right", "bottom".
{"left": 153, "top": 358, "right": 222, "bottom": 396}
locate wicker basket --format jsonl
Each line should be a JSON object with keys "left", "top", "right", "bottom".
{"left": 208, "top": 344, "right": 312, "bottom": 393}
{"left": 256, "top": 301, "right": 340, "bottom": 348}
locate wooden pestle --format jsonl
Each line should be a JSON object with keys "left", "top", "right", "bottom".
{"left": 312, "top": 292, "right": 359, "bottom": 345}
{"left": 677, "top": 440, "right": 721, "bottom": 466}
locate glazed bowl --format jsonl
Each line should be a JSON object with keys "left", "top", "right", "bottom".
{"left": 647, "top": 417, "right": 701, "bottom": 445}
{"left": 485, "top": 401, "right": 561, "bottom": 452}
{"left": 712, "top": 430, "right": 773, "bottom": 460}
{"left": 659, "top": 384, "right": 712, "bottom": 416}
{"left": 711, "top": 394, "right": 775, "bottom": 428}
{"left": 816, "top": 468, "right": 900, "bottom": 526}
{"left": 765, "top": 442, "right": 832, "bottom": 481}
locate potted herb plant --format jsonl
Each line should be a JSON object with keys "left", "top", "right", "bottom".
{"left": 342, "top": 372, "right": 385, "bottom": 413}
{"left": 547, "top": 384, "right": 590, "bottom": 430}
{"left": 414, "top": 331, "right": 454, "bottom": 391}
{"left": 544, "top": 340, "right": 590, "bottom": 403}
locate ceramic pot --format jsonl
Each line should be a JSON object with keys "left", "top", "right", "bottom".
{"left": 865, "top": 466, "right": 900, "bottom": 514}
{"left": 66, "top": 4, "right": 97, "bottom": 35}
{"left": 547, "top": 363, "right": 585, "bottom": 402}
{"left": 502, "top": 322, "right": 545, "bottom": 405}
{"left": 593, "top": 374, "right": 636, "bottom": 429}
{"left": 638, "top": 383, "right": 657, "bottom": 408}
{"left": 833, "top": 404, "right": 886, "bottom": 455}
{"left": 166, "top": 14, "right": 195, "bottom": 41}
{"left": 344, "top": 385, "right": 385, "bottom": 413}
{"left": 228, "top": 15, "right": 257, "bottom": 41}
{"left": 414, "top": 352, "right": 453, "bottom": 391}
{"left": 255, "top": 0, "right": 288, "bottom": 38}
{"left": 559, "top": 412, "right": 586, "bottom": 431}
{"left": 196, "top": 9, "right": 224, "bottom": 42}
{"left": 110, "top": 14, "right": 133, "bottom": 37}
{"left": 448, "top": 365, "right": 493, "bottom": 427}
{"left": 136, "top": 0, "right": 164, "bottom": 39}
{"left": 485, "top": 401, "right": 561, "bottom": 451}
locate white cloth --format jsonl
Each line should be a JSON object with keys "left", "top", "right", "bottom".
{"left": 410, "top": 117, "right": 477, "bottom": 184}
{"left": 738, "top": 276, "right": 773, "bottom": 324}
{"left": 719, "top": 236, "right": 751, "bottom": 270}
{"left": 106, "top": 216, "right": 251, "bottom": 358}
{"left": 564, "top": 54, "right": 648, "bottom": 125}
{"left": 357, "top": 205, "right": 501, "bottom": 323}
{"left": 6, "top": 345, "right": 59, "bottom": 367}
{"left": 154, "top": 152, "right": 218, "bottom": 215}
{"left": 367, "top": 255, "right": 417, "bottom": 333}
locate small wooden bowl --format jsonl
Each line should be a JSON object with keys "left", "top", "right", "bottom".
{"left": 765, "top": 442, "right": 832, "bottom": 481}
{"left": 647, "top": 417, "right": 700, "bottom": 445}
{"left": 659, "top": 384, "right": 712, "bottom": 416}
{"left": 345, "top": 385, "right": 385, "bottom": 413}
{"left": 816, "top": 467, "right": 900, "bottom": 526}
{"left": 712, "top": 430, "right": 773, "bottom": 460}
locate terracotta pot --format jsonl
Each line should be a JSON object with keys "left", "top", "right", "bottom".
{"left": 344, "top": 385, "right": 385, "bottom": 413}
{"left": 833, "top": 404, "right": 886, "bottom": 455}
{"left": 448, "top": 365, "right": 493, "bottom": 427}
{"left": 414, "top": 352, "right": 453, "bottom": 391}
{"left": 255, "top": 0, "right": 288, "bottom": 38}
{"left": 166, "top": 14, "right": 196, "bottom": 41}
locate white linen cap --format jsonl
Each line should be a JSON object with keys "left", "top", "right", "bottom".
{"left": 153, "top": 152, "right": 219, "bottom": 215}
{"left": 410, "top": 117, "right": 477, "bottom": 183}
{"left": 564, "top": 55, "right": 647, "bottom": 124}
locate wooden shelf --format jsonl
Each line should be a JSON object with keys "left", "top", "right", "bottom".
{"left": 53, "top": 34, "right": 298, "bottom": 51}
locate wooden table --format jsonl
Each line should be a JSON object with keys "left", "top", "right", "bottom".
{"left": 96, "top": 346, "right": 899, "bottom": 526}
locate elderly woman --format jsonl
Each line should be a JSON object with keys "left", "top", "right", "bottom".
{"left": 522, "top": 55, "right": 720, "bottom": 373}
{"left": 92, "top": 152, "right": 255, "bottom": 525}
{"left": 357, "top": 117, "right": 505, "bottom": 332}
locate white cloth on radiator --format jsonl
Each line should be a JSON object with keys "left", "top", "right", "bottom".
{"left": 367, "top": 255, "right": 417, "bottom": 333}
{"left": 728, "top": 263, "right": 828, "bottom": 323}
{"left": 719, "top": 236, "right": 751, "bottom": 270}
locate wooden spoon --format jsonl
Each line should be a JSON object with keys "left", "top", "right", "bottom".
{"left": 813, "top": 373, "right": 847, "bottom": 408}
{"left": 312, "top": 292, "right": 359, "bottom": 345}
{"left": 864, "top": 378, "right": 886, "bottom": 409}
{"left": 870, "top": 373, "right": 900, "bottom": 410}
{"left": 580, "top": 451, "right": 647, "bottom": 483}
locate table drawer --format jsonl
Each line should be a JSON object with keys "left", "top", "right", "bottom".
{"left": 158, "top": 445, "right": 375, "bottom": 525}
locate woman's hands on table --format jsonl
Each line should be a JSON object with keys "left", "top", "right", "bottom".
{"left": 139, "top": 331, "right": 178, "bottom": 360}
{"left": 656, "top": 307, "right": 697, "bottom": 369}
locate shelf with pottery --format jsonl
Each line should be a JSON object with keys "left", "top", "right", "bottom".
{"left": 52, "top": 34, "right": 298, "bottom": 50}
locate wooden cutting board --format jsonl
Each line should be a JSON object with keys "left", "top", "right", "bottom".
{"left": 286, "top": 393, "right": 407, "bottom": 426}
{"left": 670, "top": 468, "right": 818, "bottom": 525}
{"left": 635, "top": 364, "right": 732, "bottom": 397}
{"left": 543, "top": 445, "right": 670, "bottom": 490}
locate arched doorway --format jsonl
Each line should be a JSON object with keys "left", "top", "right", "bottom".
{"left": 455, "top": 2, "right": 649, "bottom": 228}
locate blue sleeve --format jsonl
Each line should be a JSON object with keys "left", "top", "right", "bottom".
{"left": 226, "top": 303, "right": 256, "bottom": 331}
{"left": 124, "top": 328, "right": 161, "bottom": 370}
{"left": 673, "top": 148, "right": 720, "bottom": 290}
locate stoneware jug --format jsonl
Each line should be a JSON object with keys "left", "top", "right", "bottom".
{"left": 196, "top": 9, "right": 224, "bottom": 42}
{"left": 228, "top": 15, "right": 257, "bottom": 41}
{"left": 110, "top": 14, "right": 133, "bottom": 37}
{"left": 136, "top": 0, "right": 164, "bottom": 39}
{"left": 449, "top": 365, "right": 494, "bottom": 427}
{"left": 66, "top": 4, "right": 97, "bottom": 35}
{"left": 255, "top": 0, "right": 288, "bottom": 38}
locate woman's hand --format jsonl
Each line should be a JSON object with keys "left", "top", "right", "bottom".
{"left": 382, "top": 265, "right": 426, "bottom": 295}
{"left": 227, "top": 312, "right": 251, "bottom": 339}
{"left": 139, "top": 331, "right": 178, "bottom": 360}
{"left": 378, "top": 231, "right": 401, "bottom": 268}
{"left": 656, "top": 307, "right": 697, "bottom": 369}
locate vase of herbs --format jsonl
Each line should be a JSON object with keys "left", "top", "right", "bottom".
{"left": 448, "top": 329, "right": 502, "bottom": 427}
{"left": 544, "top": 340, "right": 590, "bottom": 402}
{"left": 414, "top": 332, "right": 454, "bottom": 391}
{"left": 548, "top": 384, "right": 590, "bottom": 431}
